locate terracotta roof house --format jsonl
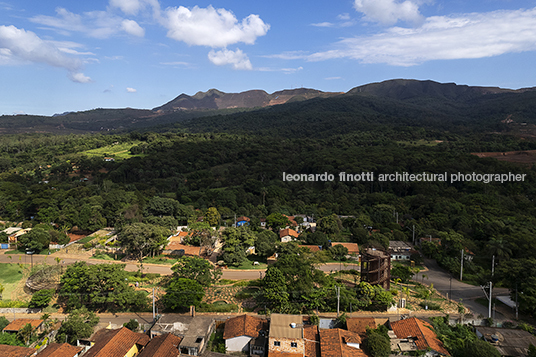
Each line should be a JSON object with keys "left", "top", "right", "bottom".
{"left": 346, "top": 318, "right": 376, "bottom": 338}
{"left": 237, "top": 216, "right": 251, "bottom": 227}
{"left": 303, "top": 325, "right": 320, "bottom": 357}
{"left": 82, "top": 327, "right": 150, "bottom": 357}
{"left": 137, "top": 333, "right": 181, "bottom": 357}
{"left": 223, "top": 315, "right": 268, "bottom": 354}
{"left": 37, "top": 343, "right": 83, "bottom": 357}
{"left": 298, "top": 245, "right": 322, "bottom": 253}
{"left": 163, "top": 242, "right": 206, "bottom": 257}
{"left": 279, "top": 229, "right": 299, "bottom": 243}
{"left": 268, "top": 314, "right": 304, "bottom": 357}
{"left": 331, "top": 243, "right": 359, "bottom": 255}
{"left": 2, "top": 318, "right": 44, "bottom": 333}
{"left": 390, "top": 317, "right": 449, "bottom": 356}
{"left": 319, "top": 328, "right": 367, "bottom": 357}
{"left": 0, "top": 345, "right": 35, "bottom": 357}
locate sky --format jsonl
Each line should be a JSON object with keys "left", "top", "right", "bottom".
{"left": 2, "top": 0, "right": 536, "bottom": 115}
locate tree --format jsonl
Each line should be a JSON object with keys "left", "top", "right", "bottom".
{"left": 391, "top": 264, "right": 413, "bottom": 283}
{"left": 204, "top": 207, "right": 221, "bottom": 226}
{"left": 255, "top": 230, "right": 278, "bottom": 259}
{"left": 461, "top": 338, "right": 501, "bottom": 357}
{"left": 55, "top": 307, "right": 99, "bottom": 345}
{"left": 123, "top": 319, "right": 139, "bottom": 331}
{"left": 259, "top": 266, "right": 289, "bottom": 311}
{"left": 17, "top": 227, "right": 50, "bottom": 253}
{"left": 162, "top": 278, "right": 204, "bottom": 311}
{"left": 266, "top": 213, "right": 291, "bottom": 231}
{"left": 365, "top": 327, "right": 391, "bottom": 357}
{"left": 118, "top": 223, "right": 171, "bottom": 271}
{"left": 59, "top": 262, "right": 147, "bottom": 312}
{"left": 171, "top": 256, "right": 221, "bottom": 287}
{"left": 220, "top": 227, "right": 255, "bottom": 266}
{"left": 318, "top": 214, "right": 342, "bottom": 235}
{"left": 0, "top": 316, "right": 10, "bottom": 330}
{"left": 29, "top": 289, "right": 55, "bottom": 309}
{"left": 17, "top": 323, "right": 33, "bottom": 345}
{"left": 329, "top": 244, "right": 348, "bottom": 261}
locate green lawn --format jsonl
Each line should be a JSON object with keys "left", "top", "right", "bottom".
{"left": 142, "top": 255, "right": 178, "bottom": 265}
{"left": 228, "top": 258, "right": 267, "bottom": 270}
{"left": 81, "top": 141, "right": 144, "bottom": 160}
{"left": 0, "top": 263, "right": 24, "bottom": 300}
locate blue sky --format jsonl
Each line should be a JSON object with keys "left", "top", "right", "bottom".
{"left": 2, "top": 0, "right": 536, "bottom": 115}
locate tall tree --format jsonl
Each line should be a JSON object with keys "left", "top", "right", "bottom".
{"left": 171, "top": 256, "right": 221, "bottom": 287}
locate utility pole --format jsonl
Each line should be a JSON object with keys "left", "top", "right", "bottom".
{"left": 152, "top": 288, "right": 156, "bottom": 322}
{"left": 460, "top": 249, "right": 464, "bottom": 281}
{"left": 489, "top": 255, "right": 494, "bottom": 319}
{"left": 336, "top": 286, "right": 340, "bottom": 318}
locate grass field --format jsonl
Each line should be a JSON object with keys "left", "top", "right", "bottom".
{"left": 81, "top": 141, "right": 143, "bottom": 160}
{"left": 0, "top": 263, "right": 24, "bottom": 300}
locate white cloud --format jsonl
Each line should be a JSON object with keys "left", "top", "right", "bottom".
{"left": 161, "top": 5, "right": 269, "bottom": 47}
{"left": 126, "top": 87, "right": 137, "bottom": 92}
{"left": 208, "top": 48, "right": 252, "bottom": 70}
{"left": 109, "top": 0, "right": 161, "bottom": 17}
{"left": 257, "top": 66, "right": 303, "bottom": 74}
{"left": 354, "top": 0, "right": 424, "bottom": 25}
{"left": 70, "top": 72, "right": 92, "bottom": 83}
{"left": 311, "top": 22, "right": 334, "bottom": 28}
{"left": 109, "top": 0, "right": 143, "bottom": 15}
{"left": 0, "top": 25, "right": 91, "bottom": 82}
{"left": 30, "top": 7, "right": 145, "bottom": 38}
{"left": 121, "top": 19, "right": 144, "bottom": 37}
{"left": 305, "top": 7, "right": 536, "bottom": 66}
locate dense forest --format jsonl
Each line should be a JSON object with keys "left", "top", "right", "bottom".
{"left": 1, "top": 79, "right": 536, "bottom": 316}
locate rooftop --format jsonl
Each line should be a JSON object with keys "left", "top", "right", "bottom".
{"left": 137, "top": 333, "right": 181, "bottom": 357}
{"left": 37, "top": 343, "right": 84, "bottom": 357}
{"left": 223, "top": 314, "right": 268, "bottom": 340}
{"left": 390, "top": 317, "right": 449, "bottom": 356}
{"left": 269, "top": 314, "right": 303, "bottom": 339}
{"left": 2, "top": 318, "right": 43, "bottom": 332}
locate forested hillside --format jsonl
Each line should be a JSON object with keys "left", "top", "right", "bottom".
{"left": 1, "top": 79, "right": 536, "bottom": 315}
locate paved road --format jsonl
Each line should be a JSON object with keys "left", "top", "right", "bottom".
{"left": 0, "top": 253, "right": 360, "bottom": 281}
{"left": 414, "top": 259, "right": 509, "bottom": 320}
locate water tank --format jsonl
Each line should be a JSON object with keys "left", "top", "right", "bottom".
{"left": 290, "top": 323, "right": 297, "bottom": 328}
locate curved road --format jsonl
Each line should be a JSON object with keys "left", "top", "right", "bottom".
{"left": 414, "top": 259, "right": 510, "bottom": 320}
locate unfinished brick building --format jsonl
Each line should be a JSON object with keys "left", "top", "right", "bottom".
{"left": 360, "top": 248, "right": 391, "bottom": 290}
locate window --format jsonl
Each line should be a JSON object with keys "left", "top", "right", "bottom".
{"left": 274, "top": 341, "right": 280, "bottom": 347}
{"left": 291, "top": 342, "right": 297, "bottom": 348}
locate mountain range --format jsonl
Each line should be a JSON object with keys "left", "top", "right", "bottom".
{"left": 2, "top": 79, "right": 536, "bottom": 134}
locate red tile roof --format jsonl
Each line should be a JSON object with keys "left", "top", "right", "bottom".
{"left": 137, "top": 333, "right": 181, "bottom": 357}
{"left": 164, "top": 242, "right": 205, "bottom": 256}
{"left": 84, "top": 327, "right": 150, "bottom": 357}
{"left": 304, "top": 325, "right": 320, "bottom": 357}
{"left": 346, "top": 318, "right": 376, "bottom": 337}
{"left": 332, "top": 243, "right": 359, "bottom": 254}
{"left": 298, "top": 245, "right": 321, "bottom": 252}
{"left": 237, "top": 216, "right": 250, "bottom": 222}
{"left": 224, "top": 314, "right": 267, "bottom": 340}
{"left": 319, "top": 329, "right": 367, "bottom": 357}
{"left": 390, "top": 317, "right": 449, "bottom": 356}
{"left": 279, "top": 228, "right": 299, "bottom": 239}
{"left": 2, "top": 318, "right": 43, "bottom": 332}
{"left": 0, "top": 345, "right": 35, "bottom": 357}
{"left": 37, "top": 343, "right": 83, "bottom": 357}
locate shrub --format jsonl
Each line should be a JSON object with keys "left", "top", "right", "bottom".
{"left": 29, "top": 289, "right": 55, "bottom": 309}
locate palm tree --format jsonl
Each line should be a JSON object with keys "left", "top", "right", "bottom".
{"left": 486, "top": 237, "right": 512, "bottom": 263}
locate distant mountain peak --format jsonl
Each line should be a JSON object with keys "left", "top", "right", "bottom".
{"left": 153, "top": 87, "right": 341, "bottom": 112}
